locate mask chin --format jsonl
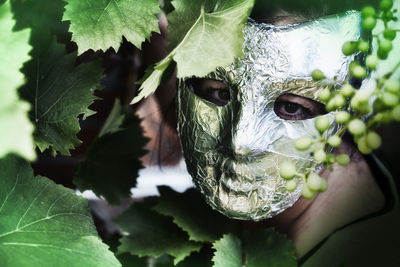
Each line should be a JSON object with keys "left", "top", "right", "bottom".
{"left": 177, "top": 11, "right": 362, "bottom": 221}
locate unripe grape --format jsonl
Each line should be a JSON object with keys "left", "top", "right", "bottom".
{"left": 356, "top": 89, "right": 372, "bottom": 103}
{"left": 382, "top": 92, "right": 399, "bottom": 107}
{"left": 340, "top": 84, "right": 355, "bottom": 97}
{"left": 334, "top": 94, "right": 346, "bottom": 108}
{"left": 286, "top": 180, "right": 298, "bottom": 192}
{"left": 295, "top": 137, "right": 312, "bottom": 151}
{"left": 383, "top": 29, "right": 397, "bottom": 40}
{"left": 349, "top": 61, "right": 359, "bottom": 73}
{"left": 302, "top": 184, "right": 316, "bottom": 199}
{"left": 366, "top": 55, "right": 378, "bottom": 69}
{"left": 358, "top": 40, "right": 370, "bottom": 53}
{"left": 361, "top": 6, "right": 376, "bottom": 18}
{"left": 378, "top": 48, "right": 389, "bottom": 60}
{"left": 349, "top": 119, "right": 366, "bottom": 136}
{"left": 352, "top": 65, "right": 367, "bottom": 79}
{"left": 392, "top": 105, "right": 400, "bottom": 121}
{"left": 379, "top": 39, "right": 393, "bottom": 53}
{"left": 366, "top": 131, "right": 382, "bottom": 150}
{"left": 312, "top": 69, "right": 325, "bottom": 81}
{"left": 307, "top": 173, "right": 323, "bottom": 191}
{"left": 373, "top": 98, "right": 386, "bottom": 112}
{"left": 362, "top": 17, "right": 376, "bottom": 31}
{"left": 336, "top": 111, "right": 351, "bottom": 123}
{"left": 318, "top": 88, "right": 331, "bottom": 102}
{"left": 342, "top": 41, "right": 358, "bottom": 56}
{"left": 357, "top": 135, "right": 372, "bottom": 154}
{"left": 336, "top": 154, "right": 350, "bottom": 166}
{"left": 315, "top": 116, "right": 330, "bottom": 133}
{"left": 380, "top": 0, "right": 393, "bottom": 11}
{"left": 327, "top": 154, "right": 336, "bottom": 164}
{"left": 326, "top": 98, "right": 337, "bottom": 112}
{"left": 319, "top": 178, "right": 328, "bottom": 192}
{"left": 376, "top": 111, "right": 393, "bottom": 124}
{"left": 314, "top": 150, "right": 327, "bottom": 163}
{"left": 351, "top": 97, "right": 371, "bottom": 114}
{"left": 385, "top": 80, "right": 400, "bottom": 93}
{"left": 328, "top": 135, "right": 342, "bottom": 147}
{"left": 280, "top": 162, "right": 296, "bottom": 180}
{"left": 385, "top": 11, "right": 394, "bottom": 21}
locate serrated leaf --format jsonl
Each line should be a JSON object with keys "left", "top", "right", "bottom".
{"left": 19, "top": 29, "right": 103, "bottom": 156}
{"left": 10, "top": 0, "right": 66, "bottom": 31}
{"left": 242, "top": 229, "right": 296, "bottom": 267}
{"left": 63, "top": 0, "right": 161, "bottom": 54}
{"left": 212, "top": 229, "right": 296, "bottom": 267}
{"left": 212, "top": 234, "right": 242, "bottom": 267}
{"left": 131, "top": 0, "right": 254, "bottom": 104}
{"left": 0, "top": 1, "right": 35, "bottom": 161}
{"left": 116, "top": 200, "right": 202, "bottom": 265}
{"left": 74, "top": 99, "right": 148, "bottom": 204}
{"left": 154, "top": 186, "right": 238, "bottom": 243}
{"left": 0, "top": 155, "right": 120, "bottom": 267}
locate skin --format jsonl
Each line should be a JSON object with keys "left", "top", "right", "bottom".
{"left": 194, "top": 12, "right": 386, "bottom": 258}
{"left": 139, "top": 7, "right": 386, "bottom": 258}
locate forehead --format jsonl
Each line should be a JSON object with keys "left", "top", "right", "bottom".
{"left": 234, "top": 11, "right": 362, "bottom": 84}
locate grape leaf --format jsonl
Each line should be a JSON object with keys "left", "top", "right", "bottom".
{"left": 0, "top": 155, "right": 120, "bottom": 267}
{"left": 74, "top": 99, "right": 148, "bottom": 204}
{"left": 0, "top": 1, "right": 35, "bottom": 161}
{"left": 63, "top": 0, "right": 161, "bottom": 54}
{"left": 154, "top": 186, "right": 239, "bottom": 243}
{"left": 242, "top": 229, "right": 297, "bottom": 267}
{"left": 19, "top": 29, "right": 103, "bottom": 156}
{"left": 212, "top": 234, "right": 242, "bottom": 267}
{"left": 115, "top": 200, "right": 202, "bottom": 265}
{"left": 212, "top": 229, "right": 296, "bottom": 267}
{"left": 131, "top": 0, "right": 254, "bottom": 104}
{"left": 10, "top": 0, "right": 66, "bottom": 31}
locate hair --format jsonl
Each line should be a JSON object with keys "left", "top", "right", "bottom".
{"left": 147, "top": 0, "right": 378, "bottom": 166}
{"left": 251, "top": 0, "right": 379, "bottom": 21}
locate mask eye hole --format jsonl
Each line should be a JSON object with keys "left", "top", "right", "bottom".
{"left": 274, "top": 93, "right": 327, "bottom": 120}
{"left": 186, "top": 78, "right": 230, "bottom": 106}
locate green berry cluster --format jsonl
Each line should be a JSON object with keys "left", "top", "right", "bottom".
{"left": 279, "top": 161, "right": 328, "bottom": 199}
{"left": 280, "top": 0, "right": 400, "bottom": 200}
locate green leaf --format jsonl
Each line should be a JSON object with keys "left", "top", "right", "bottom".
{"left": 212, "top": 234, "right": 242, "bottom": 267}
{"left": 0, "top": 155, "right": 120, "bottom": 267}
{"left": 212, "top": 229, "right": 296, "bottom": 267}
{"left": 19, "top": 29, "right": 103, "bottom": 156}
{"left": 0, "top": 1, "right": 35, "bottom": 161}
{"left": 115, "top": 200, "right": 202, "bottom": 265}
{"left": 154, "top": 186, "right": 238, "bottom": 243}
{"left": 74, "top": 99, "right": 148, "bottom": 204}
{"left": 10, "top": 0, "right": 66, "bottom": 31}
{"left": 131, "top": 0, "right": 254, "bottom": 104}
{"left": 242, "top": 229, "right": 296, "bottom": 267}
{"left": 63, "top": 0, "right": 161, "bottom": 54}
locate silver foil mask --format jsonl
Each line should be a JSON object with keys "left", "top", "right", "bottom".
{"left": 177, "top": 11, "right": 362, "bottom": 221}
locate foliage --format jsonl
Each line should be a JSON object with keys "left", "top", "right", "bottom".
{"left": 131, "top": 0, "right": 254, "bottom": 104}
{"left": 0, "top": 155, "right": 120, "bottom": 267}
{"left": 0, "top": 1, "right": 35, "bottom": 161}
{"left": 63, "top": 0, "right": 161, "bottom": 54}
{"left": 2, "top": 0, "right": 400, "bottom": 266}
{"left": 19, "top": 29, "right": 103, "bottom": 156}
{"left": 74, "top": 100, "right": 148, "bottom": 204}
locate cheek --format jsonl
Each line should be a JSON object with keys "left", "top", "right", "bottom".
{"left": 177, "top": 85, "right": 230, "bottom": 154}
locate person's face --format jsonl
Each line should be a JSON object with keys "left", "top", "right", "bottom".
{"left": 177, "top": 12, "right": 362, "bottom": 221}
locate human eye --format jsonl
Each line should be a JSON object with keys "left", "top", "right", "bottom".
{"left": 186, "top": 78, "right": 230, "bottom": 106}
{"left": 274, "top": 93, "right": 327, "bottom": 120}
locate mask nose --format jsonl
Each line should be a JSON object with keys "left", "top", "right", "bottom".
{"left": 230, "top": 107, "right": 267, "bottom": 159}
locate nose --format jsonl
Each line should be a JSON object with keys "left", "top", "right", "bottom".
{"left": 231, "top": 110, "right": 267, "bottom": 160}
